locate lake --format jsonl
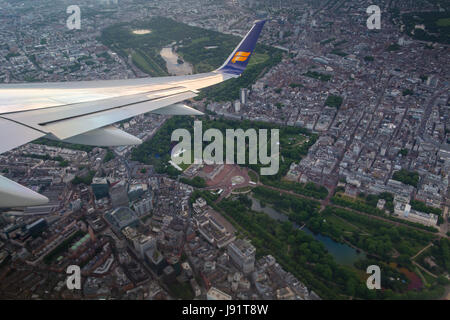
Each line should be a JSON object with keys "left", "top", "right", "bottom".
{"left": 250, "top": 196, "right": 366, "bottom": 267}
{"left": 160, "top": 47, "right": 193, "bottom": 76}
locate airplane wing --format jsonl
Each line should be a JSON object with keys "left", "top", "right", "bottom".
{"left": 0, "top": 20, "right": 266, "bottom": 207}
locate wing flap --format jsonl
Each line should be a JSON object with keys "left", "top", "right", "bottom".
{"left": 59, "top": 125, "right": 142, "bottom": 146}
{"left": 153, "top": 103, "right": 204, "bottom": 115}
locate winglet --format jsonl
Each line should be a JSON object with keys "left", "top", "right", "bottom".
{"left": 216, "top": 20, "right": 266, "bottom": 76}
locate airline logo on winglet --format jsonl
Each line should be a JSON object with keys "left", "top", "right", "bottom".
{"left": 231, "top": 51, "right": 251, "bottom": 63}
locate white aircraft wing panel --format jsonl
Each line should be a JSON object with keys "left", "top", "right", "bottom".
{"left": 42, "top": 90, "right": 197, "bottom": 140}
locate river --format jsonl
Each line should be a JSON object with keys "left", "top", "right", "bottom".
{"left": 160, "top": 46, "right": 193, "bottom": 76}
{"left": 250, "top": 195, "right": 366, "bottom": 267}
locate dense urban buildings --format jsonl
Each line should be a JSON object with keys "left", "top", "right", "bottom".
{"left": 0, "top": 0, "right": 449, "bottom": 300}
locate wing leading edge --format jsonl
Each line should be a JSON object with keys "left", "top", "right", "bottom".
{"left": 0, "top": 20, "right": 266, "bottom": 208}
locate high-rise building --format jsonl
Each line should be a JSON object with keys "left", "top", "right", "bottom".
{"left": 104, "top": 207, "right": 139, "bottom": 231}
{"left": 145, "top": 248, "right": 166, "bottom": 275}
{"left": 91, "top": 178, "right": 109, "bottom": 200}
{"left": 133, "top": 235, "right": 156, "bottom": 258}
{"left": 163, "top": 265, "right": 177, "bottom": 284}
{"left": 128, "top": 183, "right": 147, "bottom": 201}
{"left": 227, "top": 239, "right": 256, "bottom": 274}
{"left": 239, "top": 88, "right": 248, "bottom": 105}
{"left": 110, "top": 180, "right": 128, "bottom": 208}
{"left": 234, "top": 100, "right": 241, "bottom": 113}
{"left": 133, "top": 195, "right": 153, "bottom": 216}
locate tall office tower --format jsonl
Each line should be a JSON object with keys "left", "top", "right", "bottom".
{"left": 91, "top": 178, "right": 109, "bottom": 200}
{"left": 133, "top": 195, "right": 153, "bottom": 216}
{"left": 110, "top": 180, "right": 129, "bottom": 208}
{"left": 239, "top": 88, "right": 248, "bottom": 105}
{"left": 227, "top": 239, "right": 256, "bottom": 274}
{"left": 133, "top": 235, "right": 156, "bottom": 258}
{"left": 234, "top": 100, "right": 241, "bottom": 113}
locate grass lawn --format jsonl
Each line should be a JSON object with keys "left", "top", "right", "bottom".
{"left": 436, "top": 18, "right": 450, "bottom": 27}
{"left": 167, "top": 281, "right": 195, "bottom": 300}
{"left": 248, "top": 52, "right": 269, "bottom": 67}
{"left": 233, "top": 186, "right": 253, "bottom": 193}
{"left": 324, "top": 214, "right": 363, "bottom": 234}
{"left": 281, "top": 133, "right": 307, "bottom": 147}
{"left": 132, "top": 51, "right": 156, "bottom": 75}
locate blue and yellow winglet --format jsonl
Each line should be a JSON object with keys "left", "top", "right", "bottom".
{"left": 216, "top": 20, "right": 266, "bottom": 76}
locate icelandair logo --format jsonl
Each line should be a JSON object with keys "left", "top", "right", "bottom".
{"left": 231, "top": 51, "right": 251, "bottom": 63}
